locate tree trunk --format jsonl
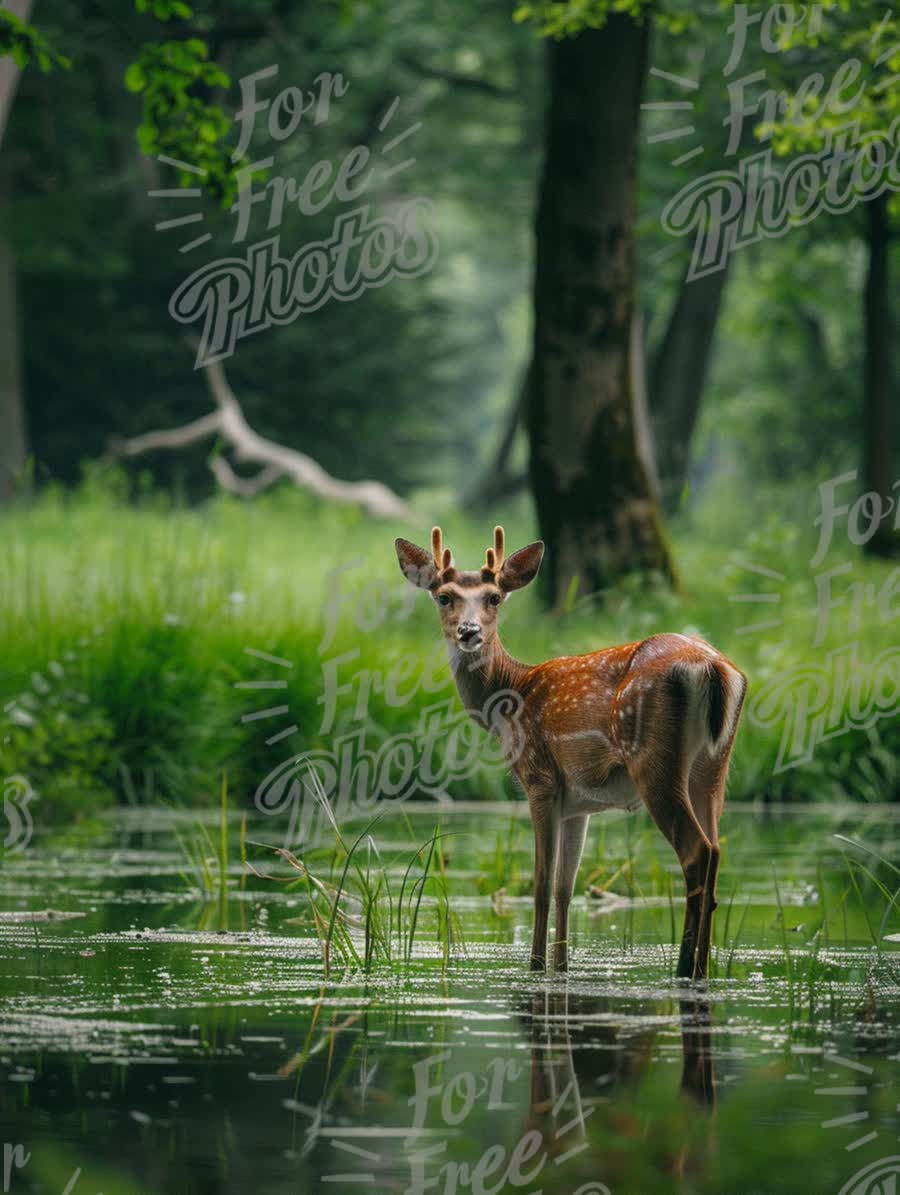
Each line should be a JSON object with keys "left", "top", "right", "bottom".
{"left": 631, "top": 309, "right": 659, "bottom": 503}
{"left": 862, "top": 192, "right": 897, "bottom": 556}
{"left": 0, "top": 0, "right": 33, "bottom": 499}
{"left": 0, "top": 0, "right": 33, "bottom": 146}
{"left": 0, "top": 214, "right": 26, "bottom": 498}
{"left": 650, "top": 255, "right": 731, "bottom": 514}
{"left": 463, "top": 363, "right": 530, "bottom": 510}
{"left": 526, "top": 15, "right": 674, "bottom": 607}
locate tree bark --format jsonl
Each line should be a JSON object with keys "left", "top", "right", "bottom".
{"left": 650, "top": 254, "right": 731, "bottom": 513}
{"left": 862, "top": 192, "right": 897, "bottom": 556}
{"left": 526, "top": 15, "right": 674, "bottom": 607}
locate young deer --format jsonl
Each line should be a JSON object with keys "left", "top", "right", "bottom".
{"left": 395, "top": 526, "right": 747, "bottom": 980}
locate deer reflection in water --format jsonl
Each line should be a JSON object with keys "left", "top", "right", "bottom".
{"left": 517, "top": 986, "right": 719, "bottom": 1192}
{"left": 312, "top": 987, "right": 721, "bottom": 1194}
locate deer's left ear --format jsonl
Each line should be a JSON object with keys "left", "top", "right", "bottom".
{"left": 395, "top": 538, "right": 439, "bottom": 590}
{"left": 499, "top": 541, "right": 544, "bottom": 592}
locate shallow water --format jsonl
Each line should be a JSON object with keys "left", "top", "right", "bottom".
{"left": 1, "top": 804, "right": 898, "bottom": 1195}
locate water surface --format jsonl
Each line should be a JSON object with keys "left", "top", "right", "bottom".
{"left": 1, "top": 804, "right": 898, "bottom": 1194}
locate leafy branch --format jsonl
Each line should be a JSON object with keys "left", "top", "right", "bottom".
{"left": 0, "top": 6, "right": 69, "bottom": 72}
{"left": 513, "top": 0, "right": 691, "bottom": 39}
{"left": 126, "top": 0, "right": 241, "bottom": 206}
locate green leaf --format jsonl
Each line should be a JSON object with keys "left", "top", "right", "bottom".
{"left": 136, "top": 123, "right": 157, "bottom": 153}
{"left": 124, "top": 62, "right": 146, "bottom": 92}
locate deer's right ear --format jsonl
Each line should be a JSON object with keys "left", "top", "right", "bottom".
{"left": 395, "top": 538, "right": 439, "bottom": 590}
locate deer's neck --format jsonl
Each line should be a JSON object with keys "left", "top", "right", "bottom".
{"left": 448, "top": 635, "right": 530, "bottom": 716}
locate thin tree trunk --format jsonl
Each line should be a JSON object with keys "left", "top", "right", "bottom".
{"left": 0, "top": 0, "right": 33, "bottom": 499}
{"left": 631, "top": 310, "right": 659, "bottom": 503}
{"left": 0, "top": 0, "right": 33, "bottom": 146}
{"left": 862, "top": 192, "right": 897, "bottom": 556}
{"left": 527, "top": 15, "right": 674, "bottom": 607}
{"left": 0, "top": 212, "right": 26, "bottom": 498}
{"left": 650, "top": 255, "right": 731, "bottom": 514}
{"left": 463, "top": 363, "right": 530, "bottom": 509}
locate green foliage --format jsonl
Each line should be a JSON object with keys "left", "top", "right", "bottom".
{"left": 759, "top": 6, "right": 900, "bottom": 155}
{"left": 135, "top": 0, "right": 193, "bottom": 19}
{"left": 125, "top": 8, "right": 238, "bottom": 206}
{"left": 513, "top": 0, "right": 652, "bottom": 38}
{"left": 0, "top": 5, "right": 69, "bottom": 71}
{"left": 513, "top": 0, "right": 692, "bottom": 37}
{"left": 0, "top": 677, "right": 116, "bottom": 818}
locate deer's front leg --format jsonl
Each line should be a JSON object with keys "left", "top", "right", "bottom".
{"left": 529, "top": 795, "right": 559, "bottom": 972}
{"left": 553, "top": 815, "right": 588, "bottom": 972}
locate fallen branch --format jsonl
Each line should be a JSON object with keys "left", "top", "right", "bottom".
{"left": 110, "top": 350, "right": 414, "bottom": 520}
{"left": 209, "top": 456, "right": 284, "bottom": 496}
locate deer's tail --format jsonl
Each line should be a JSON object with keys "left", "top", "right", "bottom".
{"left": 671, "top": 658, "right": 747, "bottom": 757}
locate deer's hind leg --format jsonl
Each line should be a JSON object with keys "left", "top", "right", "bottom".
{"left": 629, "top": 743, "right": 713, "bottom": 980}
{"left": 688, "top": 742, "right": 738, "bottom": 980}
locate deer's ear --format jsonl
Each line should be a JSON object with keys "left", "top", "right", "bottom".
{"left": 499, "top": 541, "right": 544, "bottom": 592}
{"left": 395, "top": 538, "right": 439, "bottom": 590}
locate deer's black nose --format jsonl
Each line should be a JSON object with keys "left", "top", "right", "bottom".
{"left": 457, "top": 621, "right": 482, "bottom": 644}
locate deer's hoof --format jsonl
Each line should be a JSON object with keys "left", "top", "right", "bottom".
{"left": 530, "top": 955, "right": 546, "bottom": 972}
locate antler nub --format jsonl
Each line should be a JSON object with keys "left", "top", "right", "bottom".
{"left": 483, "top": 525, "right": 506, "bottom": 576}
{"left": 431, "top": 526, "right": 453, "bottom": 574}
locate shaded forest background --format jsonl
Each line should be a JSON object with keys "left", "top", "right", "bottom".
{"left": 3, "top": 0, "right": 895, "bottom": 536}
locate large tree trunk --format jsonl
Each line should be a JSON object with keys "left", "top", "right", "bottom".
{"left": 527, "top": 15, "right": 674, "bottom": 608}
{"left": 650, "top": 255, "right": 731, "bottom": 514}
{"left": 862, "top": 192, "right": 897, "bottom": 557}
{"left": 0, "top": 0, "right": 33, "bottom": 499}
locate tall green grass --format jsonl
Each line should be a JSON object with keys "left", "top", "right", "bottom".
{"left": 1, "top": 470, "right": 896, "bottom": 818}
{"left": 248, "top": 770, "right": 462, "bottom": 975}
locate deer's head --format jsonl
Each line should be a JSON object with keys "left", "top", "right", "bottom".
{"left": 395, "top": 526, "right": 544, "bottom": 654}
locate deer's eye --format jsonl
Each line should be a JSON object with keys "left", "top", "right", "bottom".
{"left": 487, "top": 593, "right": 502, "bottom": 607}
{"left": 438, "top": 593, "right": 452, "bottom": 607}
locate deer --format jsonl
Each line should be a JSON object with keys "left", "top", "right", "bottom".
{"left": 394, "top": 526, "right": 747, "bottom": 981}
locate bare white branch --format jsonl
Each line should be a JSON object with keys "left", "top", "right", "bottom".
{"left": 109, "top": 350, "right": 414, "bottom": 521}
{"left": 209, "top": 456, "right": 284, "bottom": 496}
